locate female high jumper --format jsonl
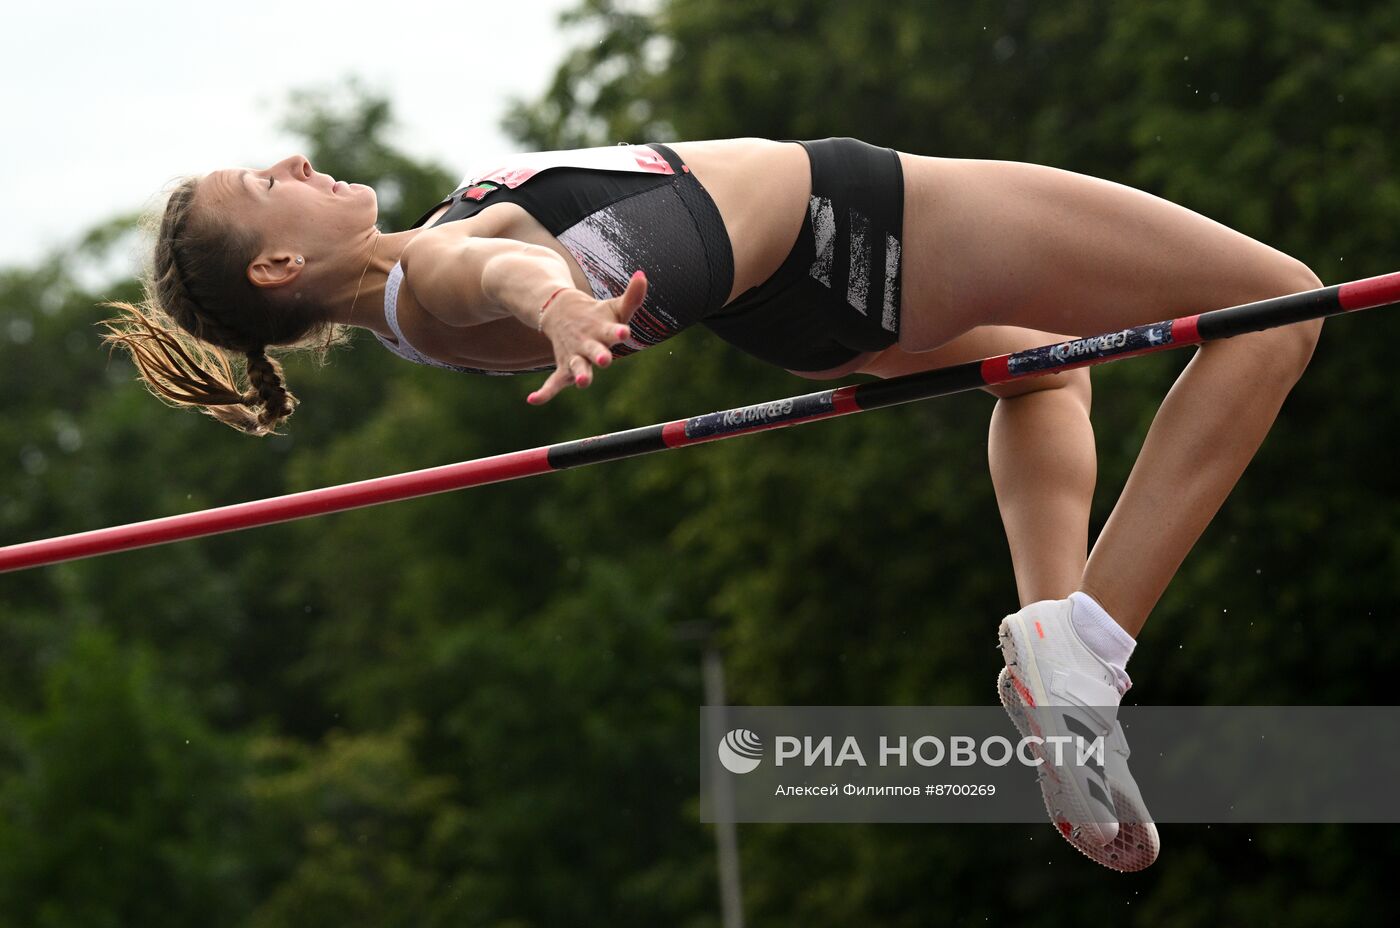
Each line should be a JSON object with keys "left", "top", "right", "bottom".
{"left": 103, "top": 137, "right": 1325, "bottom": 871}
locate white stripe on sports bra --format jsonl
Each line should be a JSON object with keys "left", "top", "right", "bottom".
{"left": 372, "top": 261, "right": 526, "bottom": 376}
{"left": 457, "top": 144, "right": 673, "bottom": 191}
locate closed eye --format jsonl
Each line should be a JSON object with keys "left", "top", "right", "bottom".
{"left": 268, "top": 178, "right": 275, "bottom": 189}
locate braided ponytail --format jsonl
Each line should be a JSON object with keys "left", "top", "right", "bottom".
{"left": 244, "top": 348, "right": 297, "bottom": 433}
{"left": 100, "top": 175, "right": 348, "bottom": 436}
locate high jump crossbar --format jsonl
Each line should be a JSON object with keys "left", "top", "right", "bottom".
{"left": 3, "top": 272, "right": 1399, "bottom": 575}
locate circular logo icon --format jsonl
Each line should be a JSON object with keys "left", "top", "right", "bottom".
{"left": 718, "top": 728, "right": 763, "bottom": 774}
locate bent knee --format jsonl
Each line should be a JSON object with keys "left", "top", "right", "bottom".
{"left": 1210, "top": 260, "right": 1326, "bottom": 384}
{"left": 983, "top": 365, "right": 1092, "bottom": 408}
{"left": 1284, "top": 316, "right": 1324, "bottom": 378}
{"left": 1276, "top": 262, "right": 1325, "bottom": 378}
{"left": 1220, "top": 319, "right": 1322, "bottom": 389}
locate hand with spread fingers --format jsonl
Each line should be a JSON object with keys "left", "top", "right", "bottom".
{"left": 527, "top": 270, "right": 647, "bottom": 405}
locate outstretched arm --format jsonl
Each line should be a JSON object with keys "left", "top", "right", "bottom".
{"left": 403, "top": 229, "right": 646, "bottom": 403}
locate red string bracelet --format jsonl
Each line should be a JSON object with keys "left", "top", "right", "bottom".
{"left": 537, "top": 286, "right": 570, "bottom": 331}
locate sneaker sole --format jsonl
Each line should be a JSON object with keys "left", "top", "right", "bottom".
{"left": 997, "top": 612, "right": 1118, "bottom": 847}
{"left": 998, "top": 667, "right": 1160, "bottom": 872}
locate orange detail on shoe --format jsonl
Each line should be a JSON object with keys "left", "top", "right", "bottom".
{"left": 1035, "top": 620, "right": 1045, "bottom": 639}
{"left": 1009, "top": 671, "right": 1037, "bottom": 708}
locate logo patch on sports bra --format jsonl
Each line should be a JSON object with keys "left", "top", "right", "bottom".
{"left": 462, "top": 182, "right": 498, "bottom": 202}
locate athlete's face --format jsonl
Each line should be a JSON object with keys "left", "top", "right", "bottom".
{"left": 197, "top": 154, "right": 377, "bottom": 289}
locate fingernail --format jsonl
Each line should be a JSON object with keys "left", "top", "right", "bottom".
{"left": 596, "top": 354, "right": 608, "bottom": 365}
{"left": 631, "top": 270, "right": 645, "bottom": 281}
{"left": 616, "top": 327, "right": 628, "bottom": 339}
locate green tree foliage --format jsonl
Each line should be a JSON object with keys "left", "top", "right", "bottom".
{"left": 2, "top": 3, "right": 1399, "bottom": 924}
{"left": 0, "top": 629, "right": 252, "bottom": 927}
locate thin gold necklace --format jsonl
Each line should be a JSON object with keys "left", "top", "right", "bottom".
{"left": 348, "top": 232, "right": 380, "bottom": 323}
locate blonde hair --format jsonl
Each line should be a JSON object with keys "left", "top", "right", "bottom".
{"left": 100, "top": 176, "right": 351, "bottom": 436}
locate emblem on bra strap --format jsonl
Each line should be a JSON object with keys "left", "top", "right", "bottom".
{"left": 462, "top": 182, "right": 498, "bottom": 202}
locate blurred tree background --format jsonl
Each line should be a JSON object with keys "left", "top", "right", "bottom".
{"left": 2, "top": 1, "right": 1398, "bottom": 924}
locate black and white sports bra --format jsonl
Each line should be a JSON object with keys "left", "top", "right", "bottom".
{"left": 373, "top": 142, "right": 735, "bottom": 375}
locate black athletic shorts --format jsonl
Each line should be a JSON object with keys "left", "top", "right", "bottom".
{"left": 702, "top": 137, "right": 905, "bottom": 372}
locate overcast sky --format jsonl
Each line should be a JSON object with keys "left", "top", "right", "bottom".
{"left": 0, "top": 0, "right": 581, "bottom": 272}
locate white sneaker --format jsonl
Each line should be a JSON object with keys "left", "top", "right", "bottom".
{"left": 1098, "top": 715, "right": 1161, "bottom": 871}
{"left": 997, "top": 599, "right": 1128, "bottom": 850}
{"left": 998, "top": 668, "right": 1161, "bottom": 871}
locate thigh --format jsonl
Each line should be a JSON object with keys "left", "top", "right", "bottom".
{"left": 860, "top": 325, "right": 1092, "bottom": 401}
{"left": 895, "top": 154, "right": 1317, "bottom": 352}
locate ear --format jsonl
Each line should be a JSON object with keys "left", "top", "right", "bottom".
{"left": 247, "top": 252, "right": 303, "bottom": 289}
